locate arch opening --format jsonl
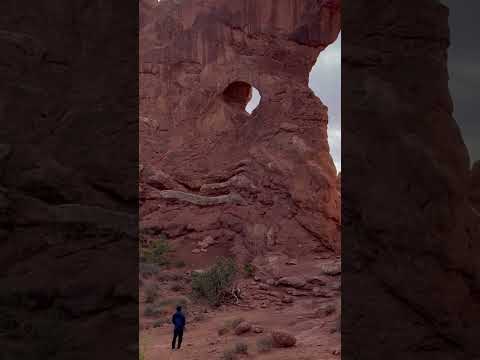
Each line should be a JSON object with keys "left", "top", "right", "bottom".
{"left": 222, "top": 81, "right": 261, "bottom": 114}
{"left": 308, "top": 33, "right": 341, "bottom": 173}
{"left": 246, "top": 87, "right": 261, "bottom": 114}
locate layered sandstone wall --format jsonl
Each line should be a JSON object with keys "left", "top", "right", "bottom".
{"left": 139, "top": 0, "right": 341, "bottom": 262}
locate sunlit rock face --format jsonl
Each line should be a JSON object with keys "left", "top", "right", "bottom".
{"left": 139, "top": 0, "right": 341, "bottom": 264}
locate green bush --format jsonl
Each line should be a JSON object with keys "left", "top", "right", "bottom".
{"left": 191, "top": 257, "right": 237, "bottom": 306}
{"left": 256, "top": 336, "right": 273, "bottom": 353}
{"left": 234, "top": 342, "right": 248, "bottom": 354}
{"left": 140, "top": 238, "right": 170, "bottom": 266}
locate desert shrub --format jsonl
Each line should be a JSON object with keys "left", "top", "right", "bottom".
{"left": 234, "top": 342, "right": 248, "bottom": 354}
{"left": 221, "top": 349, "right": 237, "bottom": 360}
{"left": 256, "top": 336, "right": 273, "bottom": 353}
{"left": 243, "top": 263, "right": 255, "bottom": 277}
{"left": 191, "top": 257, "right": 237, "bottom": 305}
{"left": 218, "top": 317, "right": 244, "bottom": 336}
{"left": 141, "top": 238, "right": 170, "bottom": 266}
{"left": 144, "top": 284, "right": 158, "bottom": 303}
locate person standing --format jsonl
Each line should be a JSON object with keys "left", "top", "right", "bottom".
{"left": 171, "top": 305, "right": 186, "bottom": 350}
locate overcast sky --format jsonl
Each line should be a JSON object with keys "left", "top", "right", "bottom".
{"left": 309, "top": 33, "right": 341, "bottom": 172}
{"left": 440, "top": 0, "right": 479, "bottom": 165}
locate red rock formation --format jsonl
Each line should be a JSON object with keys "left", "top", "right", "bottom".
{"left": 139, "top": 0, "right": 341, "bottom": 265}
{"left": 0, "top": 2, "right": 138, "bottom": 358}
{"left": 343, "top": 1, "right": 480, "bottom": 357}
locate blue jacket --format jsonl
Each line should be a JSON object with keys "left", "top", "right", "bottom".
{"left": 172, "top": 311, "right": 186, "bottom": 330}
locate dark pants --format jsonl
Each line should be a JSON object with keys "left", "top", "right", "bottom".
{"left": 172, "top": 328, "right": 183, "bottom": 349}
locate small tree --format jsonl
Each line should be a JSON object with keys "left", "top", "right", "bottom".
{"left": 191, "top": 257, "right": 237, "bottom": 306}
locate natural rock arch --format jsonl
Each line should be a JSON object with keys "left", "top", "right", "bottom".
{"left": 222, "top": 81, "right": 261, "bottom": 115}
{"left": 140, "top": 0, "right": 342, "bottom": 259}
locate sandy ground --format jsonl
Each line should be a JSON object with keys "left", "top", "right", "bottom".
{"left": 141, "top": 298, "right": 340, "bottom": 360}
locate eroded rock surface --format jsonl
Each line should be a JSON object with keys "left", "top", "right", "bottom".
{"left": 0, "top": 2, "right": 138, "bottom": 358}
{"left": 139, "top": 0, "right": 341, "bottom": 266}
{"left": 343, "top": 1, "right": 480, "bottom": 358}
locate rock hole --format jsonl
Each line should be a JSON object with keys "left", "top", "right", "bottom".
{"left": 246, "top": 87, "right": 261, "bottom": 114}
{"left": 222, "top": 81, "right": 261, "bottom": 115}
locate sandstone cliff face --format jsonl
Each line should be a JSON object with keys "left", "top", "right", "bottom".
{"left": 343, "top": 1, "right": 480, "bottom": 358}
{"left": 139, "top": 0, "right": 341, "bottom": 264}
